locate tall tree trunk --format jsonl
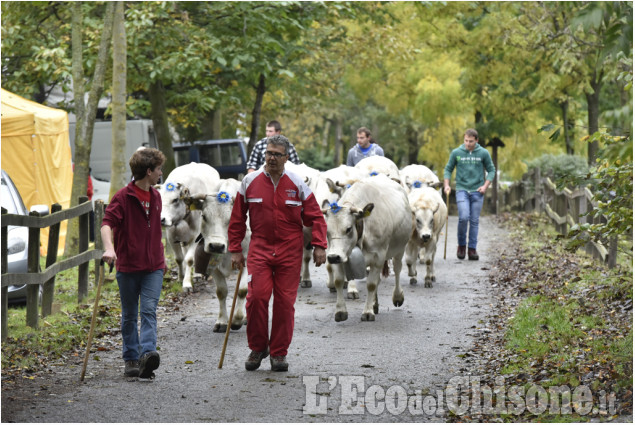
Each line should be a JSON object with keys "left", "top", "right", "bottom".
{"left": 321, "top": 119, "right": 331, "bottom": 154}
{"left": 333, "top": 118, "right": 343, "bottom": 166}
{"left": 149, "top": 80, "right": 176, "bottom": 178}
{"left": 406, "top": 125, "right": 419, "bottom": 165}
{"left": 585, "top": 73, "right": 602, "bottom": 165}
{"left": 248, "top": 73, "right": 266, "bottom": 153}
{"left": 560, "top": 98, "right": 574, "bottom": 155}
{"left": 110, "top": 1, "right": 127, "bottom": 198}
{"left": 200, "top": 109, "right": 222, "bottom": 139}
{"left": 65, "top": 1, "right": 115, "bottom": 256}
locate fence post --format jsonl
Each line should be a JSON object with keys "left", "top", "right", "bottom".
{"left": 2, "top": 208, "right": 8, "bottom": 340}
{"left": 94, "top": 201, "right": 105, "bottom": 284}
{"left": 78, "top": 196, "right": 89, "bottom": 303}
{"left": 533, "top": 167, "right": 542, "bottom": 213}
{"left": 522, "top": 174, "right": 532, "bottom": 212}
{"left": 42, "top": 203, "right": 62, "bottom": 317}
{"left": 607, "top": 236, "right": 617, "bottom": 268}
{"left": 26, "top": 210, "right": 42, "bottom": 329}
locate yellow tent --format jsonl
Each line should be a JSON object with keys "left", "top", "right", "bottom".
{"left": 1, "top": 88, "right": 73, "bottom": 255}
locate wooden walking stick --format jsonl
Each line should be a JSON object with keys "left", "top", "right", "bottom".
{"left": 218, "top": 265, "right": 244, "bottom": 369}
{"left": 444, "top": 190, "right": 449, "bottom": 260}
{"left": 80, "top": 260, "right": 108, "bottom": 381}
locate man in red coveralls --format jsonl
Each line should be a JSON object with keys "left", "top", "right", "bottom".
{"left": 229, "top": 135, "right": 327, "bottom": 372}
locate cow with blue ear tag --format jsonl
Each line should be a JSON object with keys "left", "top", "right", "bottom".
{"left": 183, "top": 178, "right": 251, "bottom": 333}
{"left": 321, "top": 174, "right": 412, "bottom": 323}
{"left": 399, "top": 164, "right": 442, "bottom": 194}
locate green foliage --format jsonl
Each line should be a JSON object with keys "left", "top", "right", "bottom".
{"left": 297, "top": 146, "right": 334, "bottom": 171}
{"left": 525, "top": 153, "right": 589, "bottom": 180}
{"left": 562, "top": 133, "right": 633, "bottom": 255}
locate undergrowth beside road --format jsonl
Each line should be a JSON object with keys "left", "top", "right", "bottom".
{"left": 453, "top": 212, "right": 632, "bottom": 423}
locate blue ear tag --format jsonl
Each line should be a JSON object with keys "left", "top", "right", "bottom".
{"left": 330, "top": 202, "right": 341, "bottom": 214}
{"left": 369, "top": 171, "right": 378, "bottom": 177}
{"left": 346, "top": 184, "right": 352, "bottom": 188}
{"left": 413, "top": 180, "right": 422, "bottom": 188}
{"left": 165, "top": 183, "right": 176, "bottom": 192}
{"left": 217, "top": 191, "right": 231, "bottom": 203}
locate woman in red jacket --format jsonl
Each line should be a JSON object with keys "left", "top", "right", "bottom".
{"left": 101, "top": 148, "right": 166, "bottom": 379}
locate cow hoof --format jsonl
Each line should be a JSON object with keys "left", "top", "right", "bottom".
{"left": 409, "top": 277, "right": 417, "bottom": 285}
{"left": 213, "top": 323, "right": 227, "bottom": 333}
{"left": 393, "top": 298, "right": 404, "bottom": 307}
{"left": 373, "top": 304, "right": 379, "bottom": 314}
{"left": 347, "top": 291, "right": 359, "bottom": 300}
{"left": 230, "top": 322, "right": 243, "bottom": 331}
{"left": 329, "top": 287, "right": 337, "bottom": 293}
{"left": 300, "top": 280, "right": 312, "bottom": 288}
{"left": 431, "top": 276, "right": 436, "bottom": 282}
{"left": 334, "top": 311, "right": 348, "bottom": 322}
{"left": 424, "top": 279, "right": 433, "bottom": 288}
{"left": 182, "top": 287, "right": 193, "bottom": 294}
{"left": 361, "top": 313, "right": 375, "bottom": 322}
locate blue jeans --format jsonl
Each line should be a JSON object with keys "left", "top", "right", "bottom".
{"left": 456, "top": 190, "right": 484, "bottom": 250}
{"left": 116, "top": 270, "right": 163, "bottom": 361}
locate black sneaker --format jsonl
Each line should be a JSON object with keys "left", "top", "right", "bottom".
{"left": 138, "top": 351, "right": 160, "bottom": 378}
{"left": 245, "top": 348, "right": 269, "bottom": 371}
{"left": 468, "top": 248, "right": 479, "bottom": 261}
{"left": 457, "top": 245, "right": 466, "bottom": 260}
{"left": 270, "top": 356, "right": 288, "bottom": 372}
{"left": 124, "top": 360, "right": 139, "bottom": 377}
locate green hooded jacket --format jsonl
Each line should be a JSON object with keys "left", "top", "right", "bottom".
{"left": 443, "top": 143, "right": 496, "bottom": 192}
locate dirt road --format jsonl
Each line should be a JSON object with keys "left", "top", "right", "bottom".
{"left": 4, "top": 216, "right": 507, "bottom": 423}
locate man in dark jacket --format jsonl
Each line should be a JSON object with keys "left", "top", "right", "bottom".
{"left": 101, "top": 148, "right": 166, "bottom": 378}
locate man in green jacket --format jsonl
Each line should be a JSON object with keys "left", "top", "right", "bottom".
{"left": 443, "top": 128, "right": 495, "bottom": 260}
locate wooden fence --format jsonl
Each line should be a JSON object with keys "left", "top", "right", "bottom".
{"left": 499, "top": 167, "right": 619, "bottom": 268}
{"left": 1, "top": 197, "right": 106, "bottom": 340}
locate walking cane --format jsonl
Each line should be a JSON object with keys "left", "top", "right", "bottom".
{"left": 80, "top": 259, "right": 108, "bottom": 381}
{"left": 444, "top": 190, "right": 449, "bottom": 260}
{"left": 218, "top": 265, "right": 244, "bottom": 369}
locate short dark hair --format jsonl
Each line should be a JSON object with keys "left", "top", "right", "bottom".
{"left": 465, "top": 128, "right": 478, "bottom": 140}
{"left": 266, "top": 135, "right": 290, "bottom": 155}
{"left": 357, "top": 127, "right": 371, "bottom": 138}
{"left": 129, "top": 148, "right": 165, "bottom": 181}
{"left": 266, "top": 120, "right": 282, "bottom": 133}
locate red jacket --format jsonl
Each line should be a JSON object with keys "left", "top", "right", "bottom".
{"left": 228, "top": 169, "right": 327, "bottom": 261}
{"left": 102, "top": 181, "right": 166, "bottom": 273}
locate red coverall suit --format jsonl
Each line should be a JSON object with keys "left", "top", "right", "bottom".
{"left": 228, "top": 169, "right": 327, "bottom": 357}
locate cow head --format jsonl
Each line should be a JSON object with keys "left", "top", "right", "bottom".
{"left": 322, "top": 199, "right": 373, "bottom": 264}
{"left": 160, "top": 182, "right": 194, "bottom": 227}
{"left": 411, "top": 202, "right": 439, "bottom": 243}
{"left": 188, "top": 190, "right": 236, "bottom": 254}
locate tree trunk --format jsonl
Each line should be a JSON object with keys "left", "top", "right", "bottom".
{"left": 110, "top": 1, "right": 127, "bottom": 199}
{"left": 585, "top": 74, "right": 602, "bottom": 166}
{"left": 333, "top": 118, "right": 343, "bottom": 166}
{"left": 200, "top": 109, "right": 222, "bottom": 139}
{"left": 406, "top": 125, "right": 419, "bottom": 165}
{"left": 65, "top": 1, "right": 115, "bottom": 256}
{"left": 248, "top": 73, "right": 266, "bottom": 153}
{"left": 149, "top": 80, "right": 176, "bottom": 178}
{"left": 321, "top": 119, "right": 331, "bottom": 154}
{"left": 560, "top": 98, "right": 574, "bottom": 155}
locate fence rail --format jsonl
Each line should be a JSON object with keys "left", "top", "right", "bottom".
{"left": 1, "top": 197, "right": 105, "bottom": 340}
{"left": 499, "top": 167, "right": 618, "bottom": 267}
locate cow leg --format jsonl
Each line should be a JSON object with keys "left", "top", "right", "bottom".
{"left": 424, "top": 238, "right": 437, "bottom": 288}
{"left": 300, "top": 246, "right": 312, "bottom": 288}
{"left": 362, "top": 266, "right": 380, "bottom": 321}
{"left": 211, "top": 267, "right": 229, "bottom": 333}
{"left": 181, "top": 240, "right": 198, "bottom": 292}
{"left": 405, "top": 239, "right": 419, "bottom": 285}
{"left": 231, "top": 264, "right": 249, "bottom": 330}
{"left": 326, "top": 263, "right": 336, "bottom": 292}
{"left": 332, "top": 264, "right": 348, "bottom": 322}
{"left": 170, "top": 237, "right": 185, "bottom": 282}
{"left": 347, "top": 279, "right": 360, "bottom": 299}
{"left": 392, "top": 251, "right": 405, "bottom": 307}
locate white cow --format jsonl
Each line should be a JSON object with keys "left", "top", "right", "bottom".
{"left": 405, "top": 187, "right": 448, "bottom": 288}
{"left": 301, "top": 165, "right": 366, "bottom": 290}
{"left": 160, "top": 163, "right": 220, "bottom": 292}
{"left": 399, "top": 164, "right": 442, "bottom": 193}
{"left": 186, "top": 179, "right": 250, "bottom": 332}
{"left": 354, "top": 156, "right": 400, "bottom": 180}
{"left": 322, "top": 174, "right": 412, "bottom": 322}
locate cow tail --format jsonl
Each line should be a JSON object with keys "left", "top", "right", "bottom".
{"left": 382, "top": 260, "right": 390, "bottom": 278}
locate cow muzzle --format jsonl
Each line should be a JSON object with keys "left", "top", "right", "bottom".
{"left": 327, "top": 254, "right": 343, "bottom": 264}
{"left": 420, "top": 233, "right": 431, "bottom": 242}
{"left": 206, "top": 242, "right": 226, "bottom": 254}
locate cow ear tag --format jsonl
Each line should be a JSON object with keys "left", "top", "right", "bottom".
{"left": 363, "top": 210, "right": 371, "bottom": 217}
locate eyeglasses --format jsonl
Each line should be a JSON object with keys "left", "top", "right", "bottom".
{"left": 265, "top": 151, "right": 286, "bottom": 159}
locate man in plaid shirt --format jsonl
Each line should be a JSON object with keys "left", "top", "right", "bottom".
{"left": 246, "top": 120, "right": 300, "bottom": 173}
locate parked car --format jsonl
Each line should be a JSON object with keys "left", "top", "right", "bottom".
{"left": 1, "top": 170, "right": 47, "bottom": 304}
{"left": 173, "top": 139, "right": 248, "bottom": 180}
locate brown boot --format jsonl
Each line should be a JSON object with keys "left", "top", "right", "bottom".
{"left": 468, "top": 248, "right": 479, "bottom": 261}
{"left": 457, "top": 246, "right": 466, "bottom": 260}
